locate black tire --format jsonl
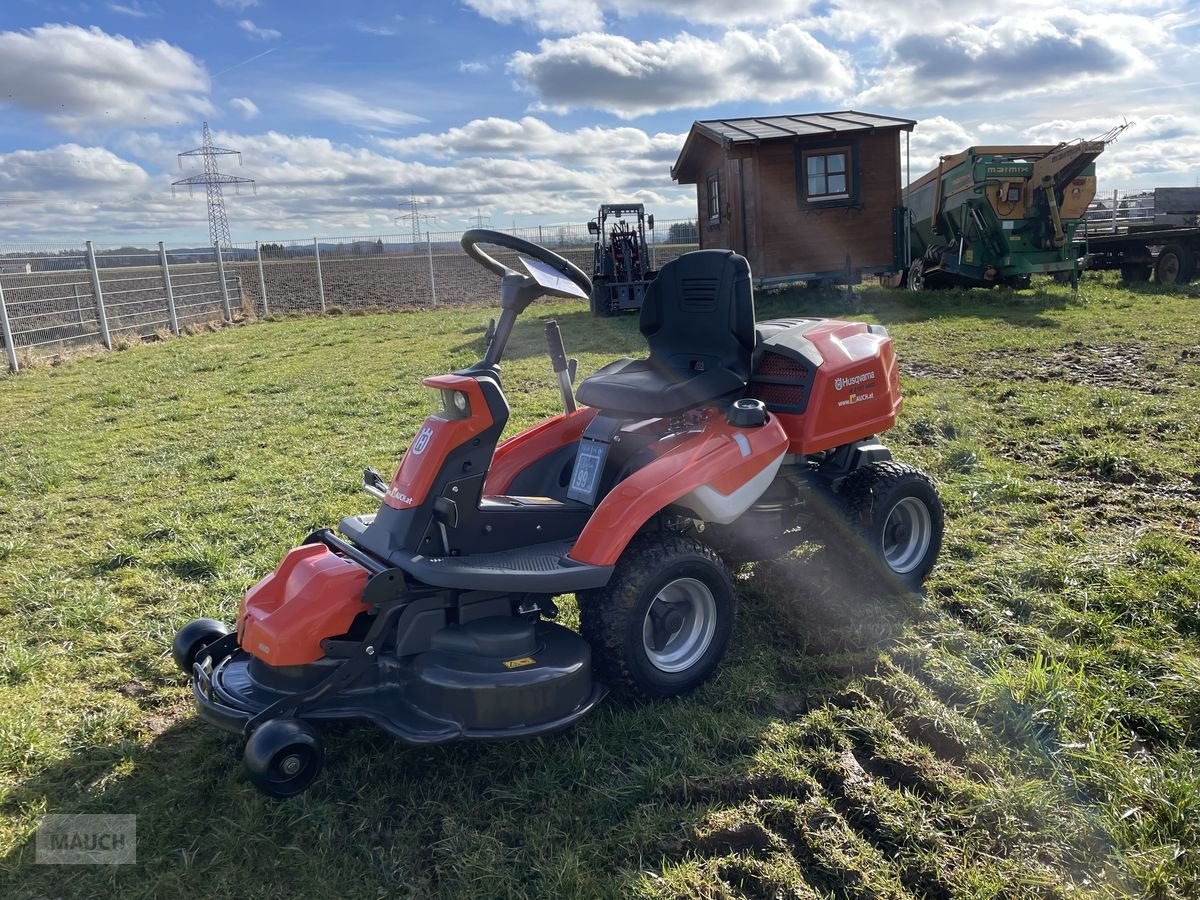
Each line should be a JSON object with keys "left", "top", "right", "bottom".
{"left": 590, "top": 276, "right": 612, "bottom": 317}
{"left": 243, "top": 719, "right": 324, "bottom": 798}
{"left": 578, "top": 534, "right": 735, "bottom": 701}
{"left": 1154, "top": 244, "right": 1196, "bottom": 285}
{"left": 172, "top": 618, "right": 230, "bottom": 674}
{"left": 907, "top": 258, "right": 926, "bottom": 292}
{"left": 1120, "top": 262, "right": 1151, "bottom": 285}
{"left": 837, "top": 462, "right": 944, "bottom": 591}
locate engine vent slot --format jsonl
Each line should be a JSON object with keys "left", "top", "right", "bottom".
{"left": 748, "top": 383, "right": 808, "bottom": 407}
{"left": 748, "top": 350, "right": 813, "bottom": 413}
{"left": 754, "top": 353, "right": 809, "bottom": 380}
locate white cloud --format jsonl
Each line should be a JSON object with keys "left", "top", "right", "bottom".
{"left": 509, "top": 25, "right": 854, "bottom": 117}
{"left": 0, "top": 144, "right": 151, "bottom": 199}
{"left": 352, "top": 21, "right": 398, "bottom": 36}
{"left": 214, "top": 0, "right": 258, "bottom": 9}
{"left": 459, "top": 61, "right": 490, "bottom": 74}
{"left": 107, "top": 2, "right": 152, "bottom": 17}
{"left": 230, "top": 97, "right": 260, "bottom": 119}
{"left": 463, "top": 0, "right": 815, "bottom": 33}
{"left": 297, "top": 87, "right": 427, "bottom": 131}
{"left": 857, "top": 14, "right": 1150, "bottom": 107}
{"left": 0, "top": 25, "right": 211, "bottom": 133}
{"left": 463, "top": 0, "right": 604, "bottom": 33}
{"left": 380, "top": 116, "right": 684, "bottom": 165}
{"left": 904, "top": 116, "right": 975, "bottom": 178}
{"left": 237, "top": 19, "right": 281, "bottom": 40}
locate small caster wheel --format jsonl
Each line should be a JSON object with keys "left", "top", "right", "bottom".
{"left": 172, "top": 618, "right": 231, "bottom": 674}
{"left": 243, "top": 719, "right": 323, "bottom": 798}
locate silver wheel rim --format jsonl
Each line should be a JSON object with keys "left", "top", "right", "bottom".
{"left": 642, "top": 577, "right": 717, "bottom": 673}
{"left": 881, "top": 497, "right": 933, "bottom": 574}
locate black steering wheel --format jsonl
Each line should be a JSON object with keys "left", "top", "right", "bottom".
{"left": 461, "top": 228, "right": 592, "bottom": 300}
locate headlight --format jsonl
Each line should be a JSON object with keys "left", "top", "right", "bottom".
{"left": 452, "top": 391, "right": 468, "bottom": 412}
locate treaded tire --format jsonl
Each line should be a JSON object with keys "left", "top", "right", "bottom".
{"left": 578, "top": 534, "right": 735, "bottom": 702}
{"left": 836, "top": 461, "right": 944, "bottom": 592}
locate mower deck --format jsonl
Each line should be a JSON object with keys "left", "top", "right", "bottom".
{"left": 194, "top": 619, "right": 606, "bottom": 744}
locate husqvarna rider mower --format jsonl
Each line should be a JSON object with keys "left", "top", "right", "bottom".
{"left": 173, "top": 230, "right": 943, "bottom": 796}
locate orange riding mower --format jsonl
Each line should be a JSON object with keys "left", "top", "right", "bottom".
{"left": 174, "top": 230, "right": 942, "bottom": 796}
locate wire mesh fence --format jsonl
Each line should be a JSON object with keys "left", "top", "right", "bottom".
{"left": 0, "top": 217, "right": 701, "bottom": 373}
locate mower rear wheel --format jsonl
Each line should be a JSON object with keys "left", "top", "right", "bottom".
{"left": 579, "top": 534, "right": 735, "bottom": 701}
{"left": 172, "top": 618, "right": 231, "bottom": 675}
{"left": 243, "top": 719, "right": 324, "bottom": 798}
{"left": 837, "top": 462, "right": 944, "bottom": 591}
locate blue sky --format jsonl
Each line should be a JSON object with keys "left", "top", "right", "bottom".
{"left": 1, "top": 0, "right": 1198, "bottom": 244}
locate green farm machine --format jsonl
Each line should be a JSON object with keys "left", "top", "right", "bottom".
{"left": 898, "top": 132, "right": 1124, "bottom": 290}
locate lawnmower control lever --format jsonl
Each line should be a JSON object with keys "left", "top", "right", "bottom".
{"left": 544, "top": 319, "right": 577, "bottom": 414}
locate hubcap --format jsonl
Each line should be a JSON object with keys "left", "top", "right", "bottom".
{"left": 642, "top": 577, "right": 717, "bottom": 673}
{"left": 881, "top": 497, "right": 933, "bottom": 574}
{"left": 1160, "top": 254, "right": 1179, "bottom": 284}
{"left": 279, "top": 753, "right": 303, "bottom": 776}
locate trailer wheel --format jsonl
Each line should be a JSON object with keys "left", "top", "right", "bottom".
{"left": 1154, "top": 244, "right": 1196, "bottom": 285}
{"left": 907, "top": 259, "right": 926, "bottom": 292}
{"left": 1120, "top": 262, "right": 1151, "bottom": 285}
{"left": 578, "top": 534, "right": 735, "bottom": 701}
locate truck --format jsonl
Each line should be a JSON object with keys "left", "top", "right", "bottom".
{"left": 1075, "top": 187, "right": 1200, "bottom": 285}
{"left": 899, "top": 137, "right": 1115, "bottom": 290}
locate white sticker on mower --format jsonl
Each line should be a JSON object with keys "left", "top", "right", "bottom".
{"left": 412, "top": 426, "right": 435, "bottom": 455}
{"left": 733, "top": 433, "right": 751, "bottom": 457}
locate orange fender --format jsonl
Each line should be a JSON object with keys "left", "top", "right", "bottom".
{"left": 568, "top": 415, "right": 789, "bottom": 567}
{"left": 238, "top": 544, "right": 370, "bottom": 666}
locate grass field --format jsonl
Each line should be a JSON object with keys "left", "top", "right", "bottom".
{"left": 1, "top": 276, "right": 1198, "bottom": 898}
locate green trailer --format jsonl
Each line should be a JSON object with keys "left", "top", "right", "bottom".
{"left": 898, "top": 140, "right": 1110, "bottom": 290}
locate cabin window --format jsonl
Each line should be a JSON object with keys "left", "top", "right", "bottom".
{"left": 805, "top": 151, "right": 849, "bottom": 199}
{"left": 706, "top": 171, "right": 721, "bottom": 223}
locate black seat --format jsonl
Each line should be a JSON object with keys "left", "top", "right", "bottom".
{"left": 576, "top": 250, "right": 756, "bottom": 416}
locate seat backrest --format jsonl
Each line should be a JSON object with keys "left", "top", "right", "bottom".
{"left": 639, "top": 249, "right": 756, "bottom": 379}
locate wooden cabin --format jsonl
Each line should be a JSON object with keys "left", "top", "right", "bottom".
{"left": 671, "top": 111, "right": 916, "bottom": 286}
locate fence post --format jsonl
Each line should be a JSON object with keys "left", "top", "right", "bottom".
{"left": 158, "top": 242, "right": 180, "bottom": 335}
{"left": 1111, "top": 189, "right": 1118, "bottom": 230}
{"left": 426, "top": 231, "right": 437, "bottom": 308}
{"left": 214, "top": 243, "right": 232, "bottom": 321}
{"left": 256, "top": 241, "right": 270, "bottom": 316}
{"left": 0, "top": 275, "right": 18, "bottom": 374}
{"left": 313, "top": 237, "right": 326, "bottom": 313}
{"left": 85, "top": 240, "right": 112, "bottom": 350}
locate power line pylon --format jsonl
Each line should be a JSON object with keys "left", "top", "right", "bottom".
{"left": 396, "top": 193, "right": 438, "bottom": 244}
{"left": 173, "top": 122, "right": 254, "bottom": 246}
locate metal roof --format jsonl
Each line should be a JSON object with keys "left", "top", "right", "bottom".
{"left": 695, "top": 111, "right": 916, "bottom": 144}
{"left": 672, "top": 110, "right": 916, "bottom": 182}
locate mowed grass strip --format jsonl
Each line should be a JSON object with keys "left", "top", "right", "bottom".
{"left": 0, "top": 274, "right": 1198, "bottom": 898}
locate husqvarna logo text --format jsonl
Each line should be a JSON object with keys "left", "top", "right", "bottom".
{"left": 412, "top": 426, "right": 435, "bottom": 455}
{"left": 835, "top": 371, "right": 876, "bottom": 391}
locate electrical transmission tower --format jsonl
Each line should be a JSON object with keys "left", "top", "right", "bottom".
{"left": 467, "top": 208, "right": 492, "bottom": 228}
{"left": 396, "top": 193, "right": 439, "bottom": 244}
{"left": 173, "top": 122, "right": 254, "bottom": 246}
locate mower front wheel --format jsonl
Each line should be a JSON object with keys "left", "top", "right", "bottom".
{"left": 243, "top": 719, "right": 324, "bottom": 798}
{"left": 172, "top": 618, "right": 231, "bottom": 675}
{"left": 579, "top": 534, "right": 735, "bottom": 702}
{"left": 837, "top": 462, "right": 944, "bottom": 591}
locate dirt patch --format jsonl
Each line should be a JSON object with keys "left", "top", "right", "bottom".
{"left": 690, "top": 821, "right": 774, "bottom": 857}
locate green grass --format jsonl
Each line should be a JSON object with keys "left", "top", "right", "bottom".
{"left": 1, "top": 274, "right": 1199, "bottom": 898}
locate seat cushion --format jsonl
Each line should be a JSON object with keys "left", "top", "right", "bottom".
{"left": 576, "top": 357, "right": 746, "bottom": 416}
